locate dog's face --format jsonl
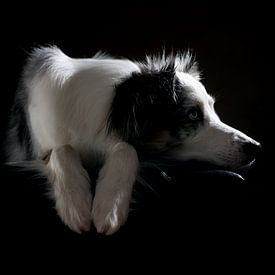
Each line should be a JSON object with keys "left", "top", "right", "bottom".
{"left": 167, "top": 72, "right": 261, "bottom": 169}
{"left": 109, "top": 54, "right": 261, "bottom": 169}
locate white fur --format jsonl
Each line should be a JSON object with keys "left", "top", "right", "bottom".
{"left": 176, "top": 71, "right": 260, "bottom": 168}
{"left": 46, "top": 145, "right": 92, "bottom": 233}
{"left": 24, "top": 47, "right": 141, "bottom": 234}
{"left": 27, "top": 49, "right": 140, "bottom": 161}
{"left": 91, "top": 142, "right": 139, "bottom": 235}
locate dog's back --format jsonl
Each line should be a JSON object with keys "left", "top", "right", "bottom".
{"left": 6, "top": 46, "right": 140, "bottom": 163}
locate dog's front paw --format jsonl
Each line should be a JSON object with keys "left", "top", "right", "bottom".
{"left": 55, "top": 191, "right": 93, "bottom": 234}
{"left": 91, "top": 193, "right": 129, "bottom": 235}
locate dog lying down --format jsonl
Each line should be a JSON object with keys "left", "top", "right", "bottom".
{"left": 5, "top": 47, "right": 261, "bottom": 235}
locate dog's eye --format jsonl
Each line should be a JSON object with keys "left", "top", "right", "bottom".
{"left": 188, "top": 109, "right": 199, "bottom": 121}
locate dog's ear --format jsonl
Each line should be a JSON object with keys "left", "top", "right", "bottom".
{"left": 107, "top": 71, "right": 178, "bottom": 144}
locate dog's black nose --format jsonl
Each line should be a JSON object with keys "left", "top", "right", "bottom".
{"left": 242, "top": 142, "right": 262, "bottom": 162}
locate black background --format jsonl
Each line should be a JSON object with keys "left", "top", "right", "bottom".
{"left": 0, "top": 3, "right": 272, "bottom": 268}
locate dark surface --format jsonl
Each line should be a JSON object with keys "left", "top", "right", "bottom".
{"left": 0, "top": 3, "right": 271, "bottom": 267}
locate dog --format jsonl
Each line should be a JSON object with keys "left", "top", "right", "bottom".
{"left": 5, "top": 46, "right": 261, "bottom": 235}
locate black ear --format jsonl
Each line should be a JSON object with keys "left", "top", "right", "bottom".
{"left": 107, "top": 71, "right": 177, "bottom": 144}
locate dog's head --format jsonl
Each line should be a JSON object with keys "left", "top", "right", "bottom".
{"left": 108, "top": 52, "right": 261, "bottom": 169}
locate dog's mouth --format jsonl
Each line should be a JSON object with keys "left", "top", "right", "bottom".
{"left": 204, "top": 158, "right": 258, "bottom": 181}
{"left": 233, "top": 158, "right": 257, "bottom": 180}
{"left": 239, "top": 158, "right": 256, "bottom": 170}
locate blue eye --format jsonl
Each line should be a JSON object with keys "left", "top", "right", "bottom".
{"left": 188, "top": 109, "right": 199, "bottom": 120}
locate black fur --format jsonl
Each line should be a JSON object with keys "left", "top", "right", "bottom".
{"left": 4, "top": 48, "right": 58, "bottom": 162}
{"left": 5, "top": 85, "right": 32, "bottom": 161}
{"left": 108, "top": 58, "right": 204, "bottom": 152}
{"left": 108, "top": 69, "right": 185, "bottom": 146}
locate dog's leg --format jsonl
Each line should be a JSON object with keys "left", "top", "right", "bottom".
{"left": 46, "top": 145, "right": 93, "bottom": 233}
{"left": 92, "top": 142, "right": 139, "bottom": 235}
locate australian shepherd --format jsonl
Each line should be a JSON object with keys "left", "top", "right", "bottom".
{"left": 5, "top": 46, "right": 261, "bottom": 235}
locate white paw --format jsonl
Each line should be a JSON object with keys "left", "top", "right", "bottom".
{"left": 55, "top": 190, "right": 93, "bottom": 234}
{"left": 91, "top": 193, "right": 129, "bottom": 235}
{"left": 47, "top": 144, "right": 93, "bottom": 234}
